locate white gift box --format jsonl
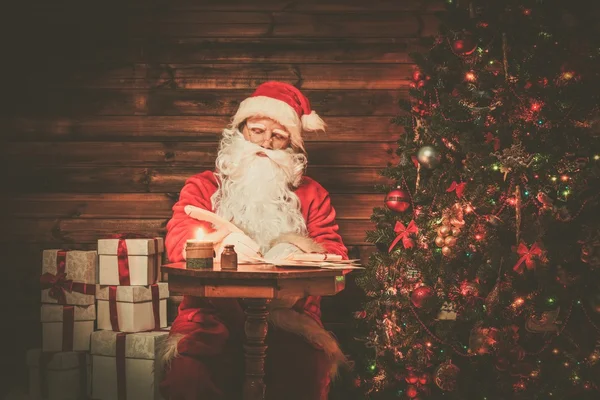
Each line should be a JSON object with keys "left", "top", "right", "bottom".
{"left": 41, "top": 304, "right": 96, "bottom": 353}
{"left": 91, "top": 330, "right": 169, "bottom": 400}
{"left": 98, "top": 237, "right": 164, "bottom": 286}
{"left": 27, "top": 349, "right": 90, "bottom": 400}
{"left": 41, "top": 250, "right": 98, "bottom": 306}
{"left": 96, "top": 283, "right": 168, "bottom": 332}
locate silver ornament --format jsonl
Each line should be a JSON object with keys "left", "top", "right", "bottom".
{"left": 417, "top": 146, "right": 442, "bottom": 169}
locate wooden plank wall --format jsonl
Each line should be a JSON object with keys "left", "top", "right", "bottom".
{"left": 1, "top": 0, "right": 440, "bottom": 391}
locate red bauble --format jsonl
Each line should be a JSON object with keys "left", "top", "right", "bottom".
{"left": 411, "top": 286, "right": 435, "bottom": 308}
{"left": 406, "top": 385, "right": 419, "bottom": 398}
{"left": 452, "top": 34, "right": 477, "bottom": 56}
{"left": 385, "top": 188, "right": 411, "bottom": 213}
{"left": 405, "top": 371, "right": 419, "bottom": 384}
{"left": 412, "top": 70, "right": 424, "bottom": 82}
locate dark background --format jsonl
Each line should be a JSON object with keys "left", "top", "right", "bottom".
{"left": 0, "top": 0, "right": 443, "bottom": 397}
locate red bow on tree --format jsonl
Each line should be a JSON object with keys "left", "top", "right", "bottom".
{"left": 513, "top": 242, "right": 543, "bottom": 273}
{"left": 485, "top": 132, "right": 501, "bottom": 151}
{"left": 389, "top": 220, "right": 418, "bottom": 253}
{"left": 446, "top": 181, "right": 466, "bottom": 199}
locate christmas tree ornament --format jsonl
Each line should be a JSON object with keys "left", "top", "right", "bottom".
{"left": 402, "top": 265, "right": 422, "bottom": 283}
{"left": 468, "top": 324, "right": 494, "bottom": 354}
{"left": 435, "top": 236, "right": 445, "bottom": 247}
{"left": 406, "top": 385, "right": 418, "bottom": 398}
{"left": 389, "top": 220, "right": 418, "bottom": 253}
{"left": 525, "top": 308, "right": 560, "bottom": 333}
{"left": 438, "top": 225, "right": 451, "bottom": 237}
{"left": 579, "top": 229, "right": 600, "bottom": 269}
{"left": 411, "top": 286, "right": 435, "bottom": 308}
{"left": 385, "top": 187, "right": 411, "bottom": 213}
{"left": 444, "top": 236, "right": 458, "bottom": 247}
{"left": 416, "top": 146, "right": 442, "bottom": 169}
{"left": 434, "top": 361, "right": 460, "bottom": 391}
{"left": 451, "top": 33, "right": 477, "bottom": 56}
{"left": 437, "top": 301, "right": 457, "bottom": 320}
{"left": 441, "top": 246, "right": 452, "bottom": 256}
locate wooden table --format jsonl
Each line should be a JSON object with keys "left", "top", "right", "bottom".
{"left": 161, "top": 262, "right": 349, "bottom": 400}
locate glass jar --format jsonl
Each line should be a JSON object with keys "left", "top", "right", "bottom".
{"left": 220, "top": 245, "right": 238, "bottom": 270}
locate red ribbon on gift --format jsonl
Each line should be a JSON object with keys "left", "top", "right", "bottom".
{"left": 108, "top": 284, "right": 161, "bottom": 332}
{"left": 40, "top": 272, "right": 96, "bottom": 305}
{"left": 446, "top": 181, "right": 466, "bottom": 199}
{"left": 151, "top": 284, "right": 161, "bottom": 330}
{"left": 62, "top": 305, "right": 75, "bottom": 351}
{"left": 389, "top": 220, "right": 418, "bottom": 253}
{"left": 108, "top": 234, "right": 161, "bottom": 285}
{"left": 116, "top": 332, "right": 128, "bottom": 400}
{"left": 109, "top": 286, "right": 120, "bottom": 331}
{"left": 513, "top": 242, "right": 543, "bottom": 273}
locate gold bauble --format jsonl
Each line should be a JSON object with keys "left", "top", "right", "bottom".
{"left": 452, "top": 227, "right": 462, "bottom": 236}
{"left": 442, "top": 246, "right": 452, "bottom": 256}
{"left": 450, "top": 218, "right": 465, "bottom": 228}
{"left": 439, "top": 226, "right": 451, "bottom": 236}
{"left": 435, "top": 236, "right": 445, "bottom": 247}
{"left": 444, "top": 236, "right": 457, "bottom": 247}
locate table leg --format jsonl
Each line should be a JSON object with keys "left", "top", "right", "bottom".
{"left": 242, "top": 298, "right": 270, "bottom": 400}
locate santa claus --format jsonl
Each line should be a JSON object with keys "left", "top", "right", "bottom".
{"left": 160, "top": 81, "right": 349, "bottom": 400}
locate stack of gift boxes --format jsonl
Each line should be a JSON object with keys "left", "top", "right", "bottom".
{"left": 27, "top": 236, "right": 171, "bottom": 400}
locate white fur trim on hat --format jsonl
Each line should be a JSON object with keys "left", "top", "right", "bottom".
{"left": 302, "top": 110, "right": 326, "bottom": 132}
{"left": 230, "top": 95, "right": 305, "bottom": 151}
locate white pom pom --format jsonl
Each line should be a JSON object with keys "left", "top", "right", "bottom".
{"left": 301, "top": 110, "right": 326, "bottom": 132}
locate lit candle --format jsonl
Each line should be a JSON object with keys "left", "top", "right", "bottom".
{"left": 185, "top": 228, "right": 214, "bottom": 269}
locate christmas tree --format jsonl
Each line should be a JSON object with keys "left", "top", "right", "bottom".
{"left": 352, "top": 1, "right": 600, "bottom": 398}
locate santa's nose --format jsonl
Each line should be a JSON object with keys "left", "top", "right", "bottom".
{"left": 260, "top": 138, "right": 273, "bottom": 149}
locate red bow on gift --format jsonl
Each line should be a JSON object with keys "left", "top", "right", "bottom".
{"left": 446, "top": 181, "right": 466, "bottom": 199}
{"left": 389, "top": 220, "right": 418, "bottom": 253}
{"left": 513, "top": 242, "right": 543, "bottom": 273}
{"left": 40, "top": 272, "right": 96, "bottom": 304}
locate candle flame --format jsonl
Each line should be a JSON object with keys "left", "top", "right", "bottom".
{"left": 195, "top": 228, "right": 205, "bottom": 241}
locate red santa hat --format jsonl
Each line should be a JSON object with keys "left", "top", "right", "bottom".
{"left": 230, "top": 81, "right": 326, "bottom": 152}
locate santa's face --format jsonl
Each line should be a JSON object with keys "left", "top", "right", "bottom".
{"left": 211, "top": 120, "right": 308, "bottom": 253}
{"left": 241, "top": 116, "right": 292, "bottom": 150}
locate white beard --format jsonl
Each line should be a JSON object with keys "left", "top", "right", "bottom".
{"left": 211, "top": 129, "right": 308, "bottom": 253}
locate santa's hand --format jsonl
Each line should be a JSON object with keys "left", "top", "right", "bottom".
{"left": 215, "top": 232, "right": 262, "bottom": 263}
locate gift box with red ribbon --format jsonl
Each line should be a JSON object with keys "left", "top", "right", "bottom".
{"left": 41, "top": 250, "right": 98, "bottom": 306}
{"left": 96, "top": 283, "right": 168, "bottom": 333}
{"left": 97, "top": 237, "right": 164, "bottom": 286}
{"left": 41, "top": 304, "right": 96, "bottom": 353}
{"left": 90, "top": 330, "right": 169, "bottom": 400}
{"left": 27, "top": 348, "right": 90, "bottom": 400}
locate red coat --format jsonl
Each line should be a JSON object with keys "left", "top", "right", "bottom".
{"left": 161, "top": 171, "right": 348, "bottom": 399}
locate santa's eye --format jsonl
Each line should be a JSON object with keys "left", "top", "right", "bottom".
{"left": 273, "top": 134, "right": 285, "bottom": 141}
{"left": 251, "top": 128, "right": 264, "bottom": 134}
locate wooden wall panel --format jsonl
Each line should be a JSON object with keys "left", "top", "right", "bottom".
{"left": 6, "top": 166, "right": 392, "bottom": 194}
{"left": 57, "top": 63, "right": 414, "bottom": 90}
{"left": 6, "top": 116, "right": 404, "bottom": 141}
{"left": 143, "top": 38, "right": 423, "bottom": 64}
{"left": 5, "top": 141, "right": 398, "bottom": 167}
{"left": 136, "top": 12, "right": 439, "bottom": 38}
{"left": 8, "top": 89, "right": 408, "bottom": 116}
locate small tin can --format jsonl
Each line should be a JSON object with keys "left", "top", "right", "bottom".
{"left": 185, "top": 240, "right": 214, "bottom": 269}
{"left": 220, "top": 245, "right": 238, "bottom": 270}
